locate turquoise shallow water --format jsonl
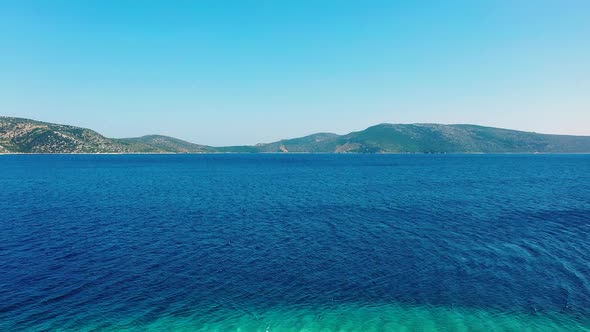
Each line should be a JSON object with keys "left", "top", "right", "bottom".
{"left": 51, "top": 303, "right": 590, "bottom": 332}
{"left": 1, "top": 154, "right": 590, "bottom": 331}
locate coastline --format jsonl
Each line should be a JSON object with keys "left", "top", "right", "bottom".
{"left": 2, "top": 152, "right": 590, "bottom": 155}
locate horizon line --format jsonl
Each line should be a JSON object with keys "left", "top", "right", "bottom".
{"left": 2, "top": 115, "right": 589, "bottom": 147}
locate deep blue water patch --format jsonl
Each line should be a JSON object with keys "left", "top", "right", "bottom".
{"left": 1, "top": 154, "right": 590, "bottom": 331}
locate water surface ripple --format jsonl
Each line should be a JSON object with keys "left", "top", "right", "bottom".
{"left": 1, "top": 154, "right": 589, "bottom": 331}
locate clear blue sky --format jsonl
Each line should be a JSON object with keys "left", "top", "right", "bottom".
{"left": 1, "top": 1, "right": 589, "bottom": 145}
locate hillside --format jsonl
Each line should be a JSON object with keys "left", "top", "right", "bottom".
{"left": 0, "top": 117, "right": 211, "bottom": 153}
{"left": 0, "top": 117, "right": 128, "bottom": 153}
{"left": 224, "top": 123, "right": 590, "bottom": 153}
{"left": 2, "top": 116, "right": 590, "bottom": 154}
{"left": 117, "top": 135, "right": 215, "bottom": 153}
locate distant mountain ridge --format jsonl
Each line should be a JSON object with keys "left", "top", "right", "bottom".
{"left": 0, "top": 117, "right": 211, "bottom": 153}
{"left": 117, "top": 135, "right": 215, "bottom": 153}
{"left": 2, "top": 116, "right": 590, "bottom": 154}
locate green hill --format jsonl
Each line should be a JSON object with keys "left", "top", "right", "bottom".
{"left": 0, "top": 117, "right": 127, "bottom": 153}
{"left": 0, "top": 117, "right": 210, "bottom": 153}
{"left": 117, "top": 135, "right": 214, "bottom": 153}
{"left": 223, "top": 123, "right": 590, "bottom": 153}
{"left": 2, "top": 116, "right": 590, "bottom": 154}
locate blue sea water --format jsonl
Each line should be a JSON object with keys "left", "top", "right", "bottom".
{"left": 1, "top": 154, "right": 590, "bottom": 331}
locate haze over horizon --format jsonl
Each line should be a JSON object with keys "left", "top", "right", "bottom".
{"left": 1, "top": 1, "right": 589, "bottom": 145}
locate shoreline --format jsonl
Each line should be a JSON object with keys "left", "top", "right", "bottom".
{"left": 2, "top": 152, "right": 590, "bottom": 155}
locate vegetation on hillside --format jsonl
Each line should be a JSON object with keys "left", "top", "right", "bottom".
{"left": 2, "top": 117, "right": 590, "bottom": 154}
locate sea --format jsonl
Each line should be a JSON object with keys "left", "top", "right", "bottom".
{"left": 1, "top": 154, "right": 589, "bottom": 331}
